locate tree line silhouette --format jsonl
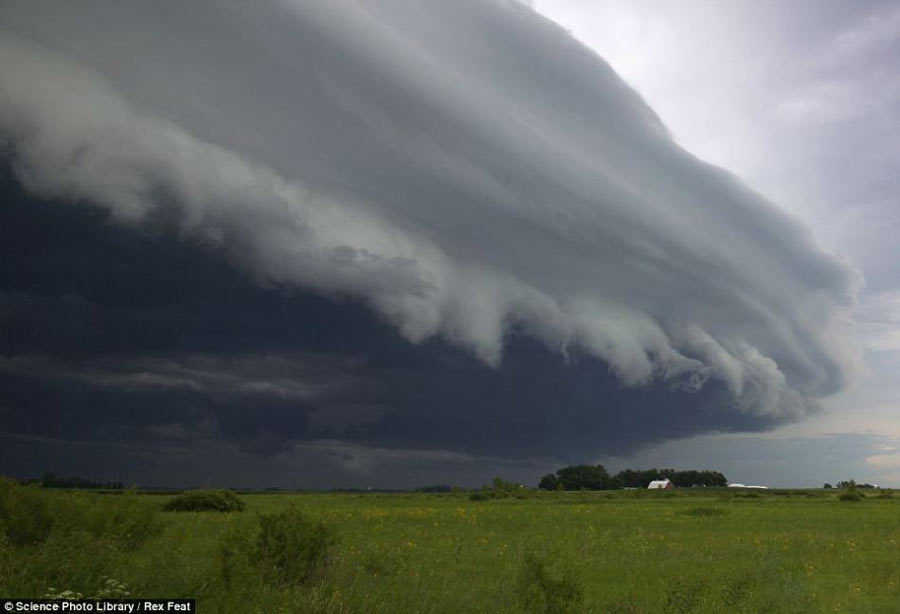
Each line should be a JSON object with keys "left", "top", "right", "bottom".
{"left": 33, "top": 473, "right": 125, "bottom": 490}
{"left": 538, "top": 465, "right": 727, "bottom": 490}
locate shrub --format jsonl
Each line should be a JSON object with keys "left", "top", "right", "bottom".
{"left": 256, "top": 509, "right": 337, "bottom": 585}
{"left": 219, "top": 523, "right": 256, "bottom": 589}
{"left": 470, "top": 477, "right": 524, "bottom": 501}
{"left": 32, "top": 487, "right": 161, "bottom": 551}
{"left": 0, "top": 476, "right": 54, "bottom": 545}
{"left": 28, "top": 526, "right": 118, "bottom": 590}
{"left": 163, "top": 489, "right": 245, "bottom": 512}
{"left": 93, "top": 488, "right": 162, "bottom": 549}
{"left": 838, "top": 491, "right": 863, "bottom": 502}
{"left": 517, "top": 551, "right": 583, "bottom": 614}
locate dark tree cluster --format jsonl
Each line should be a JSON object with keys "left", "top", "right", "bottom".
{"left": 415, "top": 485, "right": 453, "bottom": 493}
{"left": 835, "top": 480, "right": 876, "bottom": 489}
{"left": 538, "top": 466, "right": 727, "bottom": 490}
{"left": 617, "top": 468, "right": 727, "bottom": 488}
{"left": 470, "top": 477, "right": 526, "bottom": 501}
{"left": 538, "top": 465, "right": 618, "bottom": 491}
{"left": 38, "top": 473, "right": 124, "bottom": 490}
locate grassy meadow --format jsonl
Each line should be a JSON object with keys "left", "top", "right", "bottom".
{"left": 2, "top": 479, "right": 899, "bottom": 613}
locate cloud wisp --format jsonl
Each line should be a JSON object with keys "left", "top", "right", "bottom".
{"left": 0, "top": 0, "right": 861, "bottom": 458}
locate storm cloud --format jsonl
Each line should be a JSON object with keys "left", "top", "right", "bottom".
{"left": 0, "top": 0, "right": 862, "bottom": 484}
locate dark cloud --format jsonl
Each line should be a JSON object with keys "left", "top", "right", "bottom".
{"left": 0, "top": 0, "right": 861, "bottom": 485}
{"left": 1, "top": 173, "right": 774, "bottom": 480}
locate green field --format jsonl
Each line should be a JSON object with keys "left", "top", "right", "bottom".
{"left": 2, "top": 481, "right": 899, "bottom": 613}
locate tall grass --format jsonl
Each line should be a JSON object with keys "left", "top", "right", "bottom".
{"left": 0, "top": 478, "right": 162, "bottom": 598}
{"left": 0, "top": 477, "right": 53, "bottom": 545}
{"left": 517, "top": 550, "right": 583, "bottom": 613}
{"left": 2, "top": 482, "right": 899, "bottom": 612}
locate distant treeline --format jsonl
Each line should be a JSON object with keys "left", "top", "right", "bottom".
{"left": 415, "top": 485, "right": 454, "bottom": 493}
{"left": 824, "top": 480, "right": 878, "bottom": 490}
{"left": 33, "top": 473, "right": 124, "bottom": 490}
{"left": 538, "top": 465, "right": 727, "bottom": 490}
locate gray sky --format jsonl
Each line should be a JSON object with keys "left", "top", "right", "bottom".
{"left": 1, "top": 0, "right": 897, "bottom": 487}
{"left": 533, "top": 0, "right": 900, "bottom": 486}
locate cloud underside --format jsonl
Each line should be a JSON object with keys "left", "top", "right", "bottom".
{"left": 0, "top": 0, "right": 861, "bottom": 471}
{"left": 0, "top": 179, "right": 769, "bottom": 466}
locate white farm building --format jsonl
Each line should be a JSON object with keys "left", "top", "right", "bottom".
{"left": 647, "top": 479, "right": 673, "bottom": 489}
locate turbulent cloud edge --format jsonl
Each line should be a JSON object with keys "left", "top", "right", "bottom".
{"left": 0, "top": 12, "right": 861, "bottom": 421}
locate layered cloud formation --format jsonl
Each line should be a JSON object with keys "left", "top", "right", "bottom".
{"left": 0, "top": 0, "right": 862, "bottom": 477}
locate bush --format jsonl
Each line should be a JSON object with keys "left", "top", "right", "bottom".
{"left": 0, "top": 476, "right": 54, "bottom": 545}
{"left": 32, "top": 487, "right": 161, "bottom": 551}
{"left": 517, "top": 551, "right": 583, "bottom": 614}
{"left": 163, "top": 489, "right": 245, "bottom": 512}
{"left": 92, "top": 488, "right": 161, "bottom": 549}
{"left": 219, "top": 523, "right": 256, "bottom": 589}
{"left": 23, "top": 526, "right": 119, "bottom": 593}
{"left": 838, "top": 491, "right": 863, "bottom": 502}
{"left": 256, "top": 509, "right": 337, "bottom": 585}
{"left": 469, "top": 477, "right": 525, "bottom": 501}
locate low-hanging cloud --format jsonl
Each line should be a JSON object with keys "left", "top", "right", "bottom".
{"left": 0, "top": 0, "right": 860, "bottom": 423}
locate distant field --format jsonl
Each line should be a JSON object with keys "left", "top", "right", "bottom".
{"left": 2, "top": 482, "right": 899, "bottom": 613}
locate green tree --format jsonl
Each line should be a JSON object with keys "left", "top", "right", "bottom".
{"left": 538, "top": 474, "right": 559, "bottom": 491}
{"left": 555, "top": 465, "right": 617, "bottom": 490}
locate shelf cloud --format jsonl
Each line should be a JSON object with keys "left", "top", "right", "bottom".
{"left": 0, "top": 0, "right": 863, "bottom": 481}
